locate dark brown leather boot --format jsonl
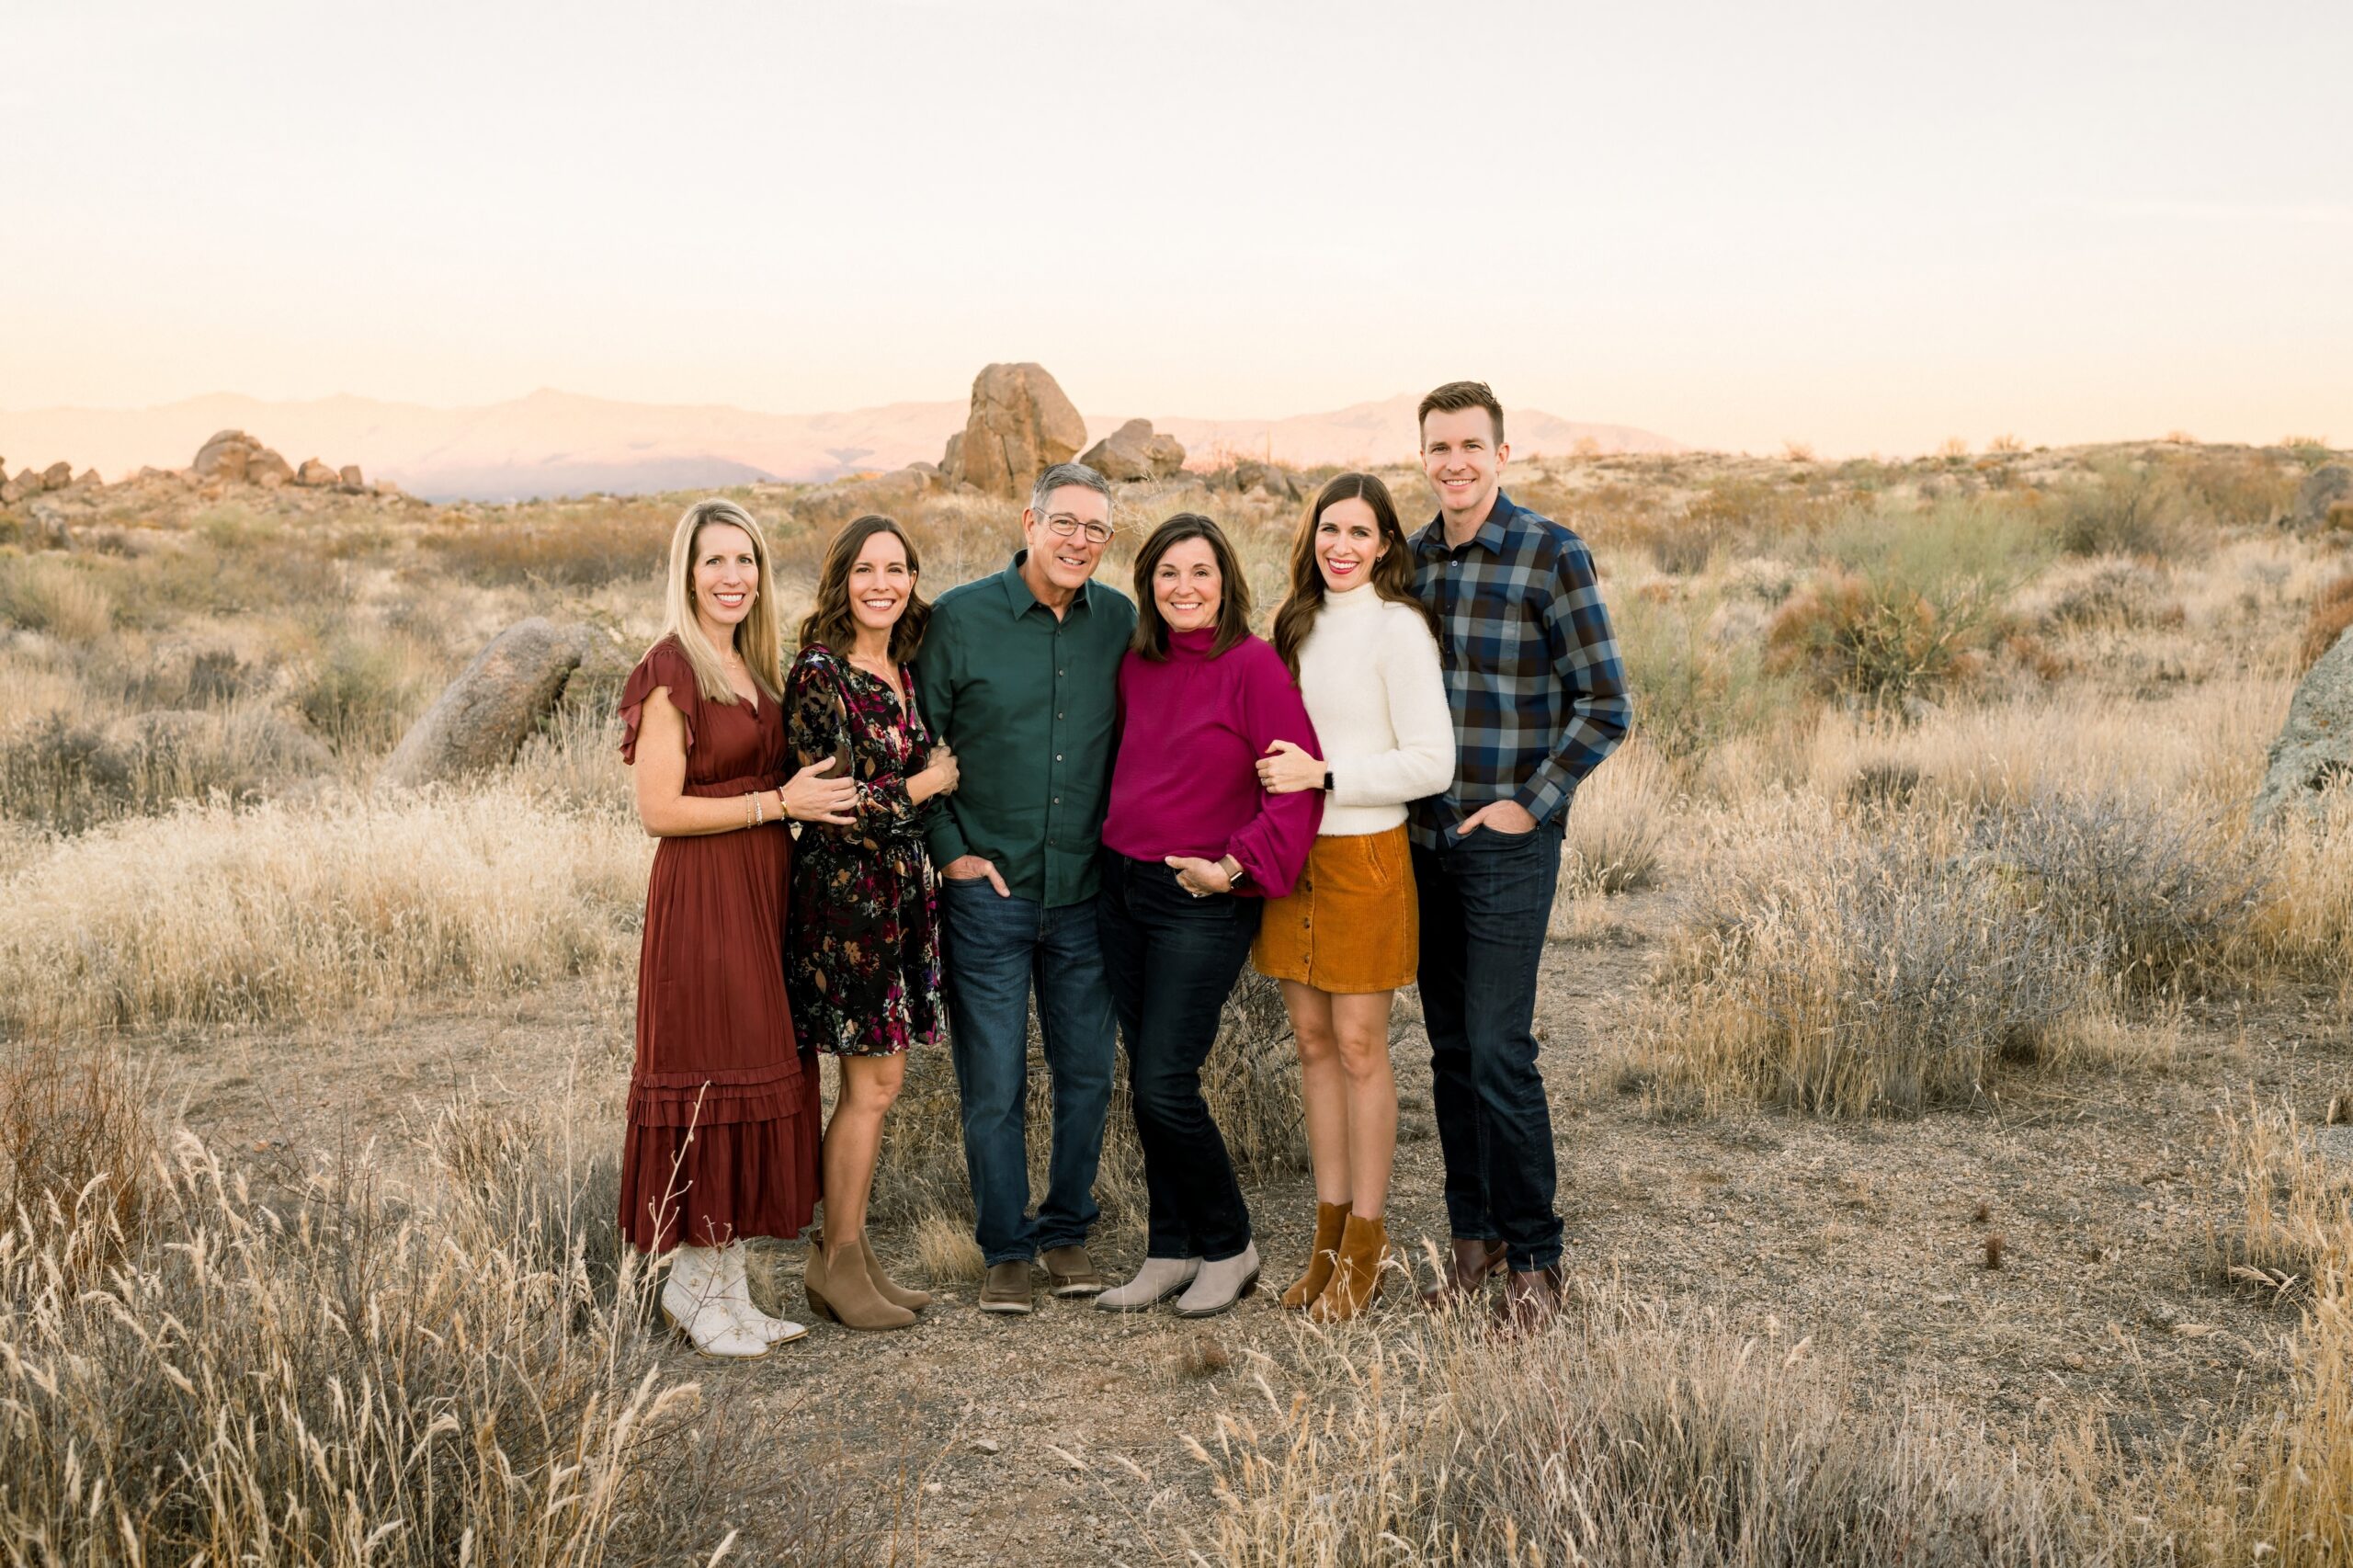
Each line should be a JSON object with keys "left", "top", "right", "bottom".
{"left": 1417, "top": 1236, "right": 1506, "bottom": 1311}
{"left": 1493, "top": 1264, "right": 1564, "bottom": 1337}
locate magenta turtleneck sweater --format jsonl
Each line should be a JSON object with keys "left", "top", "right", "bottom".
{"left": 1100, "top": 626, "right": 1324, "bottom": 900}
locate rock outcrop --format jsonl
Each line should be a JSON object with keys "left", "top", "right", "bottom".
{"left": 940, "top": 362, "right": 1087, "bottom": 498}
{"left": 2295, "top": 465, "right": 2351, "bottom": 529}
{"left": 1228, "top": 459, "right": 1303, "bottom": 502}
{"left": 379, "top": 618, "right": 594, "bottom": 790}
{"left": 294, "top": 458, "right": 341, "bottom": 487}
{"left": 1079, "top": 418, "right": 1186, "bottom": 483}
{"left": 2253, "top": 624, "right": 2353, "bottom": 828}
{"left": 192, "top": 429, "right": 296, "bottom": 486}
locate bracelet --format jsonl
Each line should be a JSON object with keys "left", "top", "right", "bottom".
{"left": 755, "top": 790, "right": 765, "bottom": 826}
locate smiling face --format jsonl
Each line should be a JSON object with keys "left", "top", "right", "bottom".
{"left": 1152, "top": 537, "right": 1222, "bottom": 632}
{"left": 1420, "top": 405, "right": 1509, "bottom": 525}
{"left": 1022, "top": 483, "right": 1112, "bottom": 596}
{"left": 846, "top": 528, "right": 914, "bottom": 637}
{"left": 691, "top": 521, "right": 759, "bottom": 639}
{"left": 1314, "top": 495, "right": 1386, "bottom": 593}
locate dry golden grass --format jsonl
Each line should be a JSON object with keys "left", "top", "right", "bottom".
{"left": 0, "top": 785, "right": 647, "bottom": 1035}
{"left": 1180, "top": 1286, "right": 2083, "bottom": 1565}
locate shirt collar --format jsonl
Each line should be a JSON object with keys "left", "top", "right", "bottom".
{"left": 1003, "top": 550, "right": 1094, "bottom": 616}
{"left": 1415, "top": 488, "right": 1520, "bottom": 559}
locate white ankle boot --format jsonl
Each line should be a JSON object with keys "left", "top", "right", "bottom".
{"left": 660, "top": 1244, "right": 770, "bottom": 1358}
{"left": 1176, "top": 1243, "right": 1262, "bottom": 1318}
{"left": 1095, "top": 1256, "right": 1201, "bottom": 1312}
{"left": 716, "top": 1243, "right": 806, "bottom": 1346}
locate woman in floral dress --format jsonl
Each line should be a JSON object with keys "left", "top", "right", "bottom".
{"left": 788, "top": 514, "right": 960, "bottom": 1332}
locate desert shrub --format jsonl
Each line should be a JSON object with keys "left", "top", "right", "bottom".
{"left": 1766, "top": 568, "right": 1995, "bottom": 707}
{"left": 1972, "top": 790, "right": 2262, "bottom": 994}
{"left": 0, "top": 1060, "right": 813, "bottom": 1564}
{"left": 0, "top": 554, "right": 114, "bottom": 642}
{"left": 1630, "top": 799, "right": 2095, "bottom": 1117}
{"left": 2030, "top": 556, "right": 2182, "bottom": 630}
{"left": 0, "top": 709, "right": 330, "bottom": 834}
{"left": 1615, "top": 584, "right": 1810, "bottom": 757}
{"left": 296, "top": 626, "right": 435, "bottom": 751}
{"left": 2249, "top": 790, "right": 2353, "bottom": 975}
{"left": 0, "top": 785, "right": 648, "bottom": 1035}
{"left": 2208, "top": 1096, "right": 2353, "bottom": 1299}
{"left": 2179, "top": 450, "right": 2300, "bottom": 529}
{"left": 421, "top": 500, "right": 692, "bottom": 588}
{"left": 2052, "top": 464, "right": 2193, "bottom": 559}
{"left": 2298, "top": 573, "right": 2353, "bottom": 671}
{"left": 1186, "top": 1290, "right": 2083, "bottom": 1565}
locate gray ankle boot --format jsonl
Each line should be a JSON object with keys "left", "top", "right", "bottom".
{"left": 1096, "top": 1256, "right": 1200, "bottom": 1312}
{"left": 1175, "top": 1243, "right": 1261, "bottom": 1318}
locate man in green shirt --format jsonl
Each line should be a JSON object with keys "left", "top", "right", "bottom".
{"left": 917, "top": 461, "right": 1137, "bottom": 1315}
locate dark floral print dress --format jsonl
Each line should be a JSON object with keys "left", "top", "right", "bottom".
{"left": 786, "top": 643, "right": 943, "bottom": 1057}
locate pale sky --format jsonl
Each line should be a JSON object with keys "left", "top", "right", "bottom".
{"left": 4, "top": 0, "right": 2347, "bottom": 455}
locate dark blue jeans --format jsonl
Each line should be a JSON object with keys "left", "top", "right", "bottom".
{"left": 938, "top": 877, "right": 1119, "bottom": 1268}
{"left": 1413, "top": 821, "right": 1565, "bottom": 1273}
{"left": 1096, "top": 855, "right": 1260, "bottom": 1263}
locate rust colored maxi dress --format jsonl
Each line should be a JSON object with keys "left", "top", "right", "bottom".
{"left": 615, "top": 636, "right": 820, "bottom": 1253}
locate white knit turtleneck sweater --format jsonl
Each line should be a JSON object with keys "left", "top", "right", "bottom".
{"left": 1292, "top": 585, "right": 1456, "bottom": 836}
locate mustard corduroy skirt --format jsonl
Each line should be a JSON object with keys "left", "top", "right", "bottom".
{"left": 1250, "top": 825, "right": 1417, "bottom": 994}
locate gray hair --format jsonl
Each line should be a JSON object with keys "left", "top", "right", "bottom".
{"left": 1029, "top": 460, "right": 1112, "bottom": 520}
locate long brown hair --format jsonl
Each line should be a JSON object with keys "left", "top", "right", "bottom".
{"left": 796, "top": 514, "right": 930, "bottom": 664}
{"left": 1131, "top": 514, "right": 1253, "bottom": 662}
{"left": 1270, "top": 473, "right": 1438, "bottom": 676}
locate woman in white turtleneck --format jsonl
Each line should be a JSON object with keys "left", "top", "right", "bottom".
{"left": 1252, "top": 472, "right": 1454, "bottom": 1322}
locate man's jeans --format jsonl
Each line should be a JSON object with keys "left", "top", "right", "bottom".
{"left": 1412, "top": 821, "right": 1565, "bottom": 1273}
{"left": 1096, "top": 855, "right": 1260, "bottom": 1263}
{"left": 938, "top": 877, "right": 1119, "bottom": 1267}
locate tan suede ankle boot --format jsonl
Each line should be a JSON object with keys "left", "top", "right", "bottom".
{"left": 1309, "top": 1213, "right": 1389, "bottom": 1324}
{"left": 1281, "top": 1200, "right": 1348, "bottom": 1311}
{"left": 857, "top": 1232, "right": 931, "bottom": 1312}
{"left": 803, "top": 1232, "right": 915, "bottom": 1332}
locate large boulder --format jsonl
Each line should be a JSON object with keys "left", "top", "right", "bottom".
{"left": 940, "top": 362, "right": 1087, "bottom": 498}
{"left": 1080, "top": 418, "right": 1186, "bottom": 483}
{"left": 191, "top": 429, "right": 296, "bottom": 486}
{"left": 294, "top": 458, "right": 341, "bottom": 487}
{"left": 2295, "top": 465, "right": 2352, "bottom": 529}
{"left": 40, "top": 461, "right": 73, "bottom": 490}
{"left": 338, "top": 463, "right": 366, "bottom": 490}
{"left": 1230, "top": 459, "right": 1303, "bottom": 502}
{"left": 379, "top": 618, "right": 594, "bottom": 789}
{"left": 2253, "top": 625, "right": 2353, "bottom": 829}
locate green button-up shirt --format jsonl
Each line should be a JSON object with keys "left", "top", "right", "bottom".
{"left": 916, "top": 551, "right": 1137, "bottom": 907}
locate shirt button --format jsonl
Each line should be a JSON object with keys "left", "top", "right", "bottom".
{"left": 1055, "top": 754, "right": 1063, "bottom": 761}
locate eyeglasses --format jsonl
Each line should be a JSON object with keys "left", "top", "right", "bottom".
{"left": 1041, "top": 513, "right": 1115, "bottom": 546}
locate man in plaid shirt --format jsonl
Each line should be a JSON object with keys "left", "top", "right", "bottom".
{"left": 1407, "top": 381, "right": 1630, "bottom": 1331}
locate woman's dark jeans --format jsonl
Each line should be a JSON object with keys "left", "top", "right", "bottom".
{"left": 1096, "top": 854, "right": 1261, "bottom": 1263}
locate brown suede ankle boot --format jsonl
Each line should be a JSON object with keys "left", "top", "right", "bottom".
{"left": 1281, "top": 1201, "right": 1349, "bottom": 1311}
{"left": 857, "top": 1232, "right": 931, "bottom": 1312}
{"left": 803, "top": 1232, "right": 915, "bottom": 1332}
{"left": 1309, "top": 1213, "right": 1389, "bottom": 1323}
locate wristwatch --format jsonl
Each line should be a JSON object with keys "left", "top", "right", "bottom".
{"left": 1217, "top": 854, "right": 1247, "bottom": 890}
{"left": 1322, "top": 768, "right": 1334, "bottom": 792}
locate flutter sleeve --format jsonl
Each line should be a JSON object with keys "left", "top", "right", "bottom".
{"left": 786, "top": 648, "right": 918, "bottom": 832}
{"left": 1224, "top": 639, "right": 1324, "bottom": 900}
{"left": 619, "top": 638, "right": 699, "bottom": 765}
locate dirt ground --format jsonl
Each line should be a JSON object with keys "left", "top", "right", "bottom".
{"left": 161, "top": 890, "right": 2351, "bottom": 1564}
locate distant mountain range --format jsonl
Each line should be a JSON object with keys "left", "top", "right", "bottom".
{"left": 0, "top": 388, "right": 1683, "bottom": 502}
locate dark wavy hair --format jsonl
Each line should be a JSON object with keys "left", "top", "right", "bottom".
{"left": 796, "top": 514, "right": 930, "bottom": 664}
{"left": 1270, "top": 473, "right": 1439, "bottom": 676}
{"left": 1131, "top": 513, "right": 1253, "bottom": 662}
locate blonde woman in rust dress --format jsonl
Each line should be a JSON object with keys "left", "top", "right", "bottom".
{"left": 1256, "top": 473, "right": 1454, "bottom": 1321}
{"left": 787, "top": 515, "right": 959, "bottom": 1332}
{"left": 619, "top": 498, "right": 857, "bottom": 1359}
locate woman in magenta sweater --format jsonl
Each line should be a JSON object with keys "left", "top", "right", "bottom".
{"left": 1093, "top": 514, "right": 1322, "bottom": 1318}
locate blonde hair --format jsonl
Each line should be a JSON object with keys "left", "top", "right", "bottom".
{"left": 657, "top": 499, "right": 783, "bottom": 704}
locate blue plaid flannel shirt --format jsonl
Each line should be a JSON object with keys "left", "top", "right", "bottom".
{"left": 1408, "top": 489, "right": 1631, "bottom": 849}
